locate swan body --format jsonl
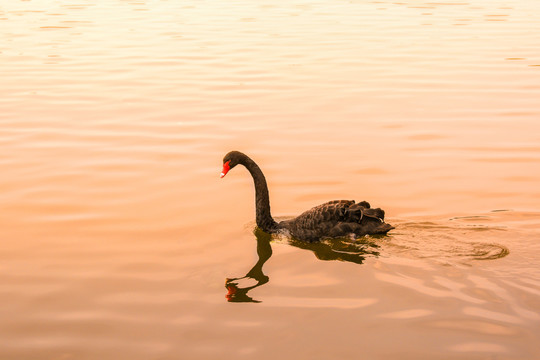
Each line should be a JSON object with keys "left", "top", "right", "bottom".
{"left": 221, "top": 151, "right": 393, "bottom": 241}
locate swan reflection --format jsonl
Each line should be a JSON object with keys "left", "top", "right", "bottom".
{"left": 225, "top": 229, "right": 381, "bottom": 303}
{"left": 225, "top": 229, "right": 272, "bottom": 303}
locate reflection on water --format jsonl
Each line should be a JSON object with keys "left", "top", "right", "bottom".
{"left": 225, "top": 230, "right": 272, "bottom": 303}
{"left": 286, "top": 235, "right": 380, "bottom": 264}
{"left": 2, "top": 0, "right": 540, "bottom": 358}
{"left": 226, "top": 228, "right": 381, "bottom": 302}
{"left": 227, "top": 214, "right": 511, "bottom": 303}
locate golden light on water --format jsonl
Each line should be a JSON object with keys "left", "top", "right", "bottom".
{"left": 1, "top": 1, "right": 540, "bottom": 359}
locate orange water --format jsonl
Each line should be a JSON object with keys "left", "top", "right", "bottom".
{"left": 1, "top": 1, "right": 540, "bottom": 359}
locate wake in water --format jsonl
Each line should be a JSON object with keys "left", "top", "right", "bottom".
{"left": 384, "top": 216, "right": 510, "bottom": 264}
{"left": 226, "top": 211, "right": 511, "bottom": 302}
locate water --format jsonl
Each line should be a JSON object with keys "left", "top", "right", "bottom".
{"left": 1, "top": 0, "right": 540, "bottom": 359}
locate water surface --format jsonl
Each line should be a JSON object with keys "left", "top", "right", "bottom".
{"left": 1, "top": 0, "right": 540, "bottom": 359}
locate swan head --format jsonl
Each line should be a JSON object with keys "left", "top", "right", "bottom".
{"left": 221, "top": 151, "right": 244, "bottom": 178}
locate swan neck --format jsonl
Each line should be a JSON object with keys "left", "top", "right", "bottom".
{"left": 241, "top": 156, "right": 277, "bottom": 232}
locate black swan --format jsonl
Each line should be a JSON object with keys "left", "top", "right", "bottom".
{"left": 220, "top": 151, "right": 394, "bottom": 241}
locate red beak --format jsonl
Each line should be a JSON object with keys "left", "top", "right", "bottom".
{"left": 220, "top": 160, "right": 231, "bottom": 178}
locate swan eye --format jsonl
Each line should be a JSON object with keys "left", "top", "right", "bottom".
{"left": 220, "top": 160, "right": 231, "bottom": 178}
